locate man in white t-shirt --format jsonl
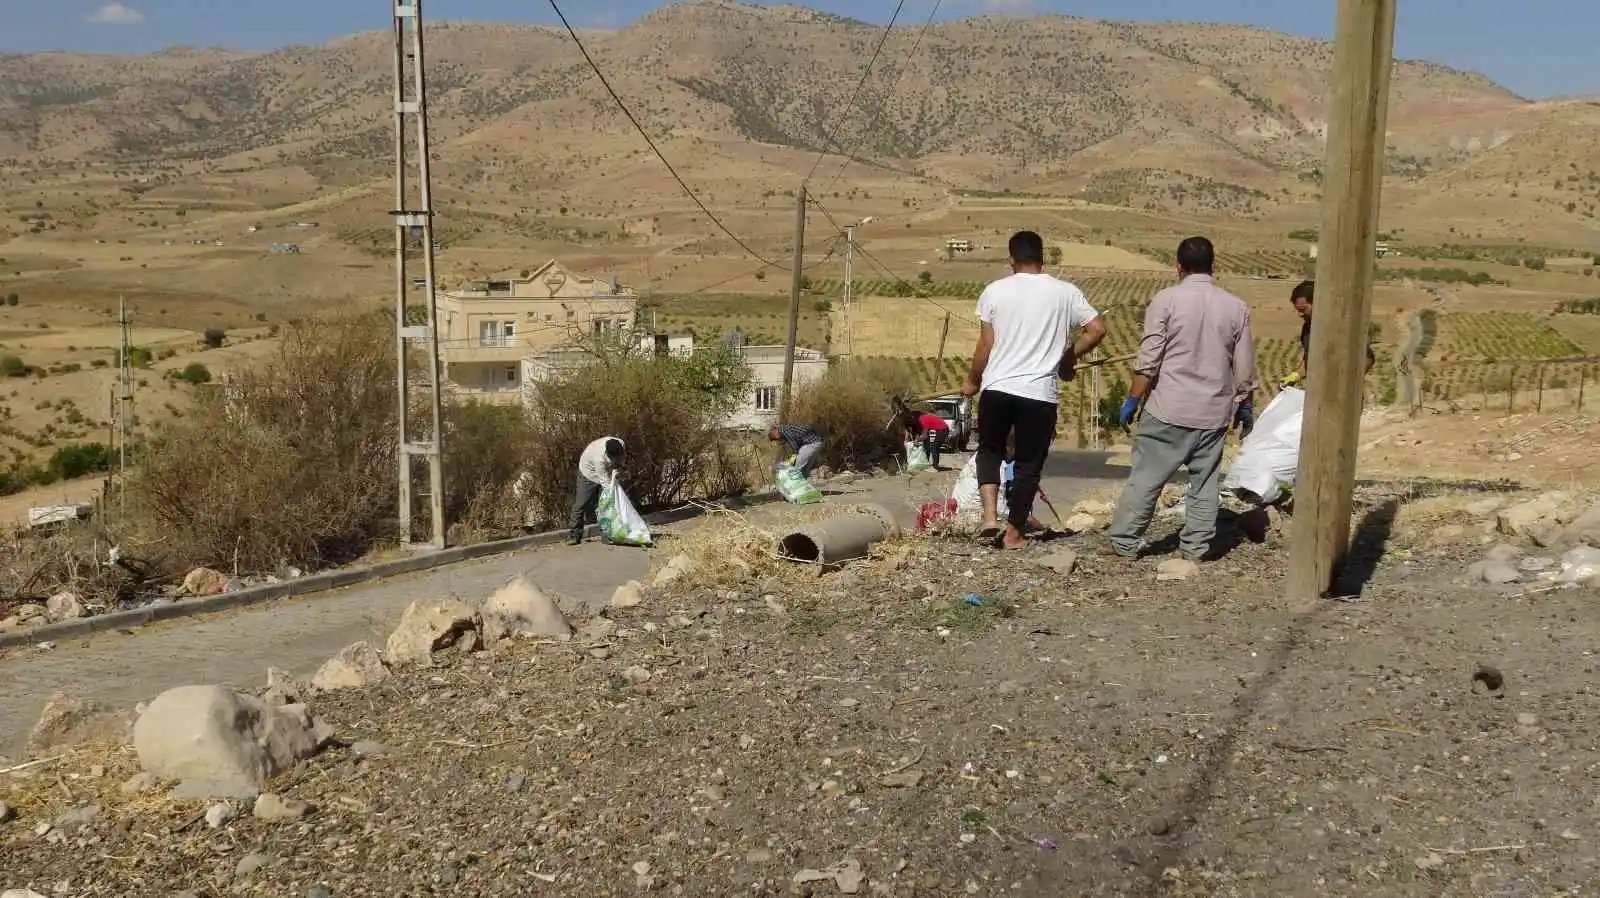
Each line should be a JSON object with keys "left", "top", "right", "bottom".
{"left": 961, "top": 230, "right": 1106, "bottom": 549}
{"left": 569, "top": 436, "right": 625, "bottom": 545}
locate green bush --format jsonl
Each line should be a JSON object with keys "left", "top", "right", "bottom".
{"left": 175, "top": 362, "right": 212, "bottom": 385}
{"left": 3, "top": 292, "right": 17, "bottom": 306}
{"left": 202, "top": 328, "right": 226, "bottom": 349}
{"left": 517, "top": 338, "right": 753, "bottom": 528}
{"left": 0, "top": 355, "right": 25, "bottom": 377}
{"left": 46, "top": 442, "right": 112, "bottom": 481}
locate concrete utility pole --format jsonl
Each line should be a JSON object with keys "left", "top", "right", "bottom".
{"left": 115, "top": 296, "right": 132, "bottom": 511}
{"left": 841, "top": 224, "right": 854, "bottom": 357}
{"left": 838, "top": 216, "right": 873, "bottom": 357}
{"left": 1285, "top": 0, "right": 1397, "bottom": 603}
{"left": 779, "top": 187, "right": 807, "bottom": 424}
{"left": 391, "top": 0, "right": 447, "bottom": 549}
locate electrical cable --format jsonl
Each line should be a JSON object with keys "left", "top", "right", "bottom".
{"left": 547, "top": 0, "right": 785, "bottom": 270}
{"left": 801, "top": 0, "right": 908, "bottom": 184}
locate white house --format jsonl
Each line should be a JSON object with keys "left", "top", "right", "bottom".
{"left": 726, "top": 344, "right": 827, "bottom": 430}
{"left": 516, "top": 335, "right": 827, "bottom": 430}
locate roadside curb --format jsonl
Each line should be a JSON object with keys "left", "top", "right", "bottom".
{"left": 0, "top": 490, "right": 784, "bottom": 650}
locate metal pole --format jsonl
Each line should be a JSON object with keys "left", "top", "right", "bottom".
{"left": 779, "top": 186, "right": 807, "bottom": 424}
{"left": 1285, "top": 0, "right": 1397, "bottom": 604}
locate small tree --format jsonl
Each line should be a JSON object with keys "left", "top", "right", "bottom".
{"left": 916, "top": 270, "right": 933, "bottom": 286}
{"left": 202, "top": 328, "right": 226, "bottom": 349}
{"left": 754, "top": 269, "right": 767, "bottom": 282}
{"left": 3, "top": 293, "right": 17, "bottom": 306}
{"left": 176, "top": 362, "right": 213, "bottom": 385}
{"left": 1047, "top": 246, "right": 1063, "bottom": 266}
{"left": 0, "top": 355, "right": 25, "bottom": 377}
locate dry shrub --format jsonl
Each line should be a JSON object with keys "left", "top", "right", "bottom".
{"left": 128, "top": 313, "right": 399, "bottom": 573}
{"left": 0, "top": 523, "right": 136, "bottom": 609}
{"left": 443, "top": 402, "right": 538, "bottom": 541}
{"left": 519, "top": 342, "right": 752, "bottom": 527}
{"left": 790, "top": 358, "right": 918, "bottom": 470}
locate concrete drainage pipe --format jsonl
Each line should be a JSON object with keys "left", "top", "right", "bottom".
{"left": 776, "top": 504, "right": 903, "bottom": 566}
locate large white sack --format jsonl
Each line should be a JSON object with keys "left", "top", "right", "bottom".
{"left": 949, "top": 456, "right": 1008, "bottom": 520}
{"left": 1224, "top": 386, "right": 1304, "bottom": 505}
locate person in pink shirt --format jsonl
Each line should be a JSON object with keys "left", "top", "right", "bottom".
{"left": 1106, "top": 236, "right": 1255, "bottom": 561}
{"left": 901, "top": 409, "right": 951, "bottom": 469}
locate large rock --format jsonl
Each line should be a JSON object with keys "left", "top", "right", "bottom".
{"left": 651, "top": 554, "right": 696, "bottom": 587}
{"left": 262, "top": 668, "right": 309, "bottom": 707}
{"left": 311, "top": 641, "right": 390, "bottom": 692}
{"left": 1155, "top": 558, "right": 1199, "bottom": 582}
{"left": 384, "top": 599, "right": 481, "bottom": 666}
{"left": 181, "top": 567, "right": 231, "bottom": 597}
{"left": 480, "top": 577, "right": 571, "bottom": 644}
{"left": 44, "top": 591, "right": 86, "bottom": 621}
{"left": 610, "top": 580, "right": 645, "bottom": 609}
{"left": 132, "top": 685, "right": 332, "bottom": 799}
{"left": 27, "top": 694, "right": 133, "bottom": 754}
{"left": 1496, "top": 492, "right": 1573, "bottom": 544}
{"left": 1561, "top": 500, "right": 1600, "bottom": 547}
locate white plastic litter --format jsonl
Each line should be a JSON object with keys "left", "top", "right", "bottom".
{"left": 905, "top": 441, "right": 932, "bottom": 472}
{"left": 776, "top": 464, "right": 823, "bottom": 505}
{"left": 1224, "top": 386, "right": 1304, "bottom": 506}
{"left": 1552, "top": 545, "right": 1600, "bottom": 585}
{"left": 597, "top": 473, "right": 653, "bottom": 546}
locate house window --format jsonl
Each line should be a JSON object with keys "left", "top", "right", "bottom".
{"left": 755, "top": 386, "right": 778, "bottom": 412}
{"left": 504, "top": 365, "right": 518, "bottom": 384}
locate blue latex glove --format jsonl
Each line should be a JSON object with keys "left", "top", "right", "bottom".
{"left": 1118, "top": 396, "right": 1141, "bottom": 428}
{"left": 1234, "top": 401, "right": 1255, "bottom": 436}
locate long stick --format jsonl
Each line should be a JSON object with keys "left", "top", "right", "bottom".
{"left": 905, "top": 353, "right": 1137, "bottom": 405}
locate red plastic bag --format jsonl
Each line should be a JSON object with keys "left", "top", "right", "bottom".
{"left": 916, "top": 499, "right": 958, "bottom": 533}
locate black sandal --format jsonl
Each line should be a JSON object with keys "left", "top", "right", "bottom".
{"left": 978, "top": 526, "right": 1001, "bottom": 540}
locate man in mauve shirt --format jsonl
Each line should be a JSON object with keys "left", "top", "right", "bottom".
{"left": 1106, "top": 236, "right": 1256, "bottom": 561}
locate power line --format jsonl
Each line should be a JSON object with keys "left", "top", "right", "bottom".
{"left": 801, "top": 0, "right": 909, "bottom": 185}
{"left": 546, "top": 0, "right": 785, "bottom": 270}
{"left": 651, "top": 235, "right": 844, "bottom": 298}
{"left": 820, "top": 0, "right": 944, "bottom": 194}
{"left": 809, "top": 195, "right": 978, "bottom": 324}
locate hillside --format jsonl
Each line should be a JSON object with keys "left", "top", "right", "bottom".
{"left": 0, "top": 0, "right": 1584, "bottom": 215}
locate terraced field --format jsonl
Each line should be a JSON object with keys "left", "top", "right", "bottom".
{"left": 1427, "top": 311, "right": 1582, "bottom": 362}
{"left": 1139, "top": 247, "right": 1309, "bottom": 277}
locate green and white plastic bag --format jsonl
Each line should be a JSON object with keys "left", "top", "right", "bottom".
{"left": 775, "top": 464, "right": 823, "bottom": 505}
{"left": 904, "top": 440, "right": 932, "bottom": 472}
{"left": 597, "top": 473, "right": 653, "bottom": 546}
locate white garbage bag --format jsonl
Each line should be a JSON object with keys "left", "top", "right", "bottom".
{"left": 776, "top": 464, "right": 823, "bottom": 505}
{"left": 597, "top": 473, "right": 653, "bottom": 546}
{"left": 905, "top": 441, "right": 932, "bottom": 472}
{"left": 1224, "top": 386, "right": 1305, "bottom": 506}
{"left": 950, "top": 456, "right": 1008, "bottom": 520}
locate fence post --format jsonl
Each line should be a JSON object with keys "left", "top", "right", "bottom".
{"left": 1479, "top": 370, "right": 1488, "bottom": 412}
{"left": 1580, "top": 367, "right": 1587, "bottom": 411}
{"left": 1536, "top": 364, "right": 1544, "bottom": 413}
{"left": 1507, "top": 365, "right": 1516, "bottom": 416}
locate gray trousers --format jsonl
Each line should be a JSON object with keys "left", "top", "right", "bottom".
{"left": 568, "top": 475, "right": 603, "bottom": 539}
{"left": 793, "top": 441, "right": 823, "bottom": 475}
{"left": 1108, "top": 412, "right": 1227, "bottom": 560}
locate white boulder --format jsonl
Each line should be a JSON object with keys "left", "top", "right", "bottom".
{"left": 132, "top": 685, "right": 332, "bottom": 799}
{"left": 480, "top": 577, "right": 571, "bottom": 644}
{"left": 311, "top": 641, "right": 389, "bottom": 692}
{"left": 384, "top": 599, "right": 481, "bottom": 666}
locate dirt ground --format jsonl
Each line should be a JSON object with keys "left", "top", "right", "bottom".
{"left": 2, "top": 484, "right": 1595, "bottom": 897}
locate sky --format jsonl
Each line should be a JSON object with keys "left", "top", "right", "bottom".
{"left": 1, "top": 0, "right": 1596, "bottom": 99}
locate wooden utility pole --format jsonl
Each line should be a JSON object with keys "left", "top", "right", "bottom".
{"left": 1285, "top": 0, "right": 1397, "bottom": 603}
{"left": 933, "top": 311, "right": 951, "bottom": 368}
{"left": 778, "top": 186, "right": 807, "bottom": 424}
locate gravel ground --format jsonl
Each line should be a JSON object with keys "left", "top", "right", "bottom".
{"left": 2, "top": 489, "right": 1597, "bottom": 897}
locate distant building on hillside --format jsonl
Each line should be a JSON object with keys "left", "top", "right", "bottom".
{"left": 438, "top": 260, "right": 637, "bottom": 404}
{"left": 269, "top": 243, "right": 300, "bottom": 254}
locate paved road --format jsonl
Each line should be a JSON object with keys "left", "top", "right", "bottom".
{"left": 0, "top": 453, "right": 1119, "bottom": 759}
